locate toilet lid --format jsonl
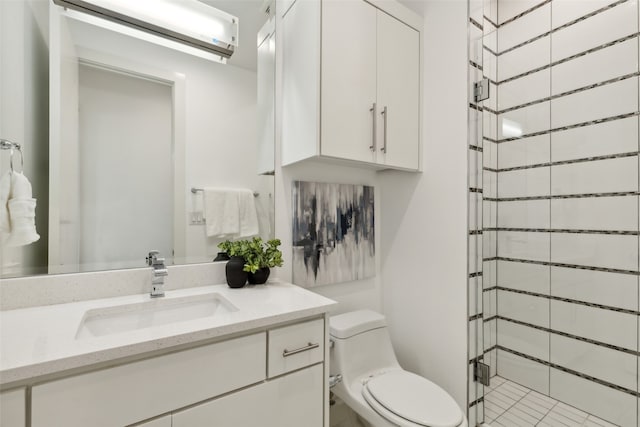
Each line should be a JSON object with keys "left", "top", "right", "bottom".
{"left": 364, "top": 371, "right": 463, "bottom": 427}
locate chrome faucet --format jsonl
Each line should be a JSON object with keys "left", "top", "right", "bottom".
{"left": 146, "top": 250, "right": 168, "bottom": 298}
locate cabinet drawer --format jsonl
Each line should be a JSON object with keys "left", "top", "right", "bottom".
{"left": 32, "top": 333, "right": 266, "bottom": 427}
{"left": 268, "top": 318, "right": 324, "bottom": 377}
{"left": 173, "top": 364, "right": 324, "bottom": 427}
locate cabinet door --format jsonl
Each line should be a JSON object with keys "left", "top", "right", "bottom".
{"left": 0, "top": 388, "right": 26, "bottom": 427}
{"left": 377, "top": 11, "right": 420, "bottom": 170}
{"left": 173, "top": 364, "right": 324, "bottom": 427}
{"left": 282, "top": 0, "right": 321, "bottom": 166}
{"left": 321, "top": 0, "right": 377, "bottom": 164}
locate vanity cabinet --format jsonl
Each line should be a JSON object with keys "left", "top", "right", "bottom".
{"left": 281, "top": 0, "right": 421, "bottom": 171}
{"left": 30, "top": 317, "right": 326, "bottom": 427}
{"left": 0, "top": 388, "right": 26, "bottom": 427}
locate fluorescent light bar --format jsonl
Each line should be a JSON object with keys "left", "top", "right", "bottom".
{"left": 53, "top": 0, "right": 238, "bottom": 59}
{"left": 62, "top": 8, "right": 228, "bottom": 64}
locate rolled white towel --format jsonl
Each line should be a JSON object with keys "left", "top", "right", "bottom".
{"left": 5, "top": 172, "right": 39, "bottom": 247}
{"left": 0, "top": 171, "right": 10, "bottom": 244}
{"left": 11, "top": 171, "right": 32, "bottom": 198}
{"left": 6, "top": 198, "right": 39, "bottom": 247}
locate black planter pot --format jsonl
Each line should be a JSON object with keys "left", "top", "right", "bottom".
{"left": 225, "top": 256, "right": 248, "bottom": 288}
{"left": 213, "top": 252, "right": 230, "bottom": 262}
{"left": 248, "top": 267, "right": 270, "bottom": 285}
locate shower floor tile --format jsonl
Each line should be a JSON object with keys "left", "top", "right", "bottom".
{"left": 485, "top": 376, "right": 618, "bottom": 427}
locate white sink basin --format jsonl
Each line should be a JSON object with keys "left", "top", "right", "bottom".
{"left": 76, "top": 293, "right": 238, "bottom": 339}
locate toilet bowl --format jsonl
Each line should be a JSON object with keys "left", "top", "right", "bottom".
{"left": 330, "top": 310, "right": 468, "bottom": 427}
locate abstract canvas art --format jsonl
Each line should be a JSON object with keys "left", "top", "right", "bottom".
{"left": 292, "top": 181, "right": 375, "bottom": 287}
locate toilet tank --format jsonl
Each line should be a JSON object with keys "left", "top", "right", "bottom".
{"left": 329, "top": 310, "right": 400, "bottom": 382}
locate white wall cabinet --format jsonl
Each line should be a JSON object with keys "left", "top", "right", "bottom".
{"left": 282, "top": 0, "right": 421, "bottom": 171}
{"left": 320, "top": 0, "right": 377, "bottom": 165}
{"left": 376, "top": 9, "right": 421, "bottom": 169}
{"left": 30, "top": 318, "right": 326, "bottom": 427}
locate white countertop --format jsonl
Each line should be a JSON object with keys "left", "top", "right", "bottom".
{"left": 0, "top": 281, "right": 336, "bottom": 387}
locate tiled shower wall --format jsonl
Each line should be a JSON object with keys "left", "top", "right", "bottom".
{"left": 470, "top": 0, "right": 640, "bottom": 426}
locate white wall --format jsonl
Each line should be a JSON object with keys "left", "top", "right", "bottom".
{"left": 379, "top": 0, "right": 469, "bottom": 409}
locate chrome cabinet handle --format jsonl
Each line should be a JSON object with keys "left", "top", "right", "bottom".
{"left": 282, "top": 342, "right": 320, "bottom": 357}
{"left": 380, "top": 106, "right": 387, "bottom": 153}
{"left": 369, "top": 102, "right": 377, "bottom": 152}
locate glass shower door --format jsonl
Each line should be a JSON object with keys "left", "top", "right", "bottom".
{"left": 467, "top": 1, "right": 497, "bottom": 423}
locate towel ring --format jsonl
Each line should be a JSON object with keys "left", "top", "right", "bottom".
{"left": 10, "top": 146, "right": 24, "bottom": 173}
{"left": 0, "top": 139, "right": 23, "bottom": 173}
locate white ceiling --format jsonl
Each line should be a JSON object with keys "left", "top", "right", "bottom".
{"left": 200, "top": 0, "right": 267, "bottom": 71}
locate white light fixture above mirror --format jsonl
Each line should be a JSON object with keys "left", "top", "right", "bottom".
{"left": 53, "top": 0, "right": 239, "bottom": 62}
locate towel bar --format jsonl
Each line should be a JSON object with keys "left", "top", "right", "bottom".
{"left": 191, "top": 187, "right": 259, "bottom": 197}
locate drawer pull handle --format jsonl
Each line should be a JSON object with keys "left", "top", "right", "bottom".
{"left": 283, "top": 342, "right": 319, "bottom": 357}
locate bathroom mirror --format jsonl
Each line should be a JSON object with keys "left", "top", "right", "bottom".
{"left": 0, "top": 0, "right": 275, "bottom": 278}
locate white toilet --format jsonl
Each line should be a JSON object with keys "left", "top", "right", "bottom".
{"left": 330, "top": 310, "right": 468, "bottom": 427}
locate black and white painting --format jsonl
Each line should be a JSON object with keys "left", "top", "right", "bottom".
{"left": 292, "top": 181, "right": 375, "bottom": 287}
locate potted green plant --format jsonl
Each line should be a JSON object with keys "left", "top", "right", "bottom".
{"left": 218, "top": 238, "right": 283, "bottom": 286}
{"left": 217, "top": 240, "right": 250, "bottom": 288}
{"left": 243, "top": 237, "right": 283, "bottom": 284}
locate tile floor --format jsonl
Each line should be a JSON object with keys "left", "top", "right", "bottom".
{"left": 485, "top": 376, "right": 618, "bottom": 427}
{"left": 329, "top": 396, "right": 369, "bottom": 427}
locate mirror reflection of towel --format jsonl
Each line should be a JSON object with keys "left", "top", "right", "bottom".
{"left": 204, "top": 188, "right": 258, "bottom": 238}
{"left": 0, "top": 171, "right": 10, "bottom": 241}
{"left": 0, "top": 171, "right": 40, "bottom": 247}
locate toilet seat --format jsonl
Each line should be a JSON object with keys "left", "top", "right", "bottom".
{"left": 361, "top": 371, "right": 463, "bottom": 427}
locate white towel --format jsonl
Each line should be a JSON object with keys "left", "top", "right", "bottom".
{"left": 3, "top": 172, "right": 39, "bottom": 247}
{"left": 203, "top": 188, "right": 259, "bottom": 238}
{"left": 6, "top": 198, "right": 39, "bottom": 246}
{"left": 204, "top": 188, "right": 240, "bottom": 238}
{"left": 0, "top": 171, "right": 11, "bottom": 244}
